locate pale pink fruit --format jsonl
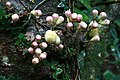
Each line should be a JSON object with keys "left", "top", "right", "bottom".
{"left": 55, "top": 16, "right": 64, "bottom": 25}
{"left": 52, "top": 13, "right": 59, "bottom": 23}
{"left": 65, "top": 9, "right": 71, "bottom": 17}
{"left": 59, "top": 44, "right": 64, "bottom": 49}
{"left": 35, "top": 48, "right": 42, "bottom": 54}
{"left": 52, "top": 13, "right": 59, "bottom": 19}
{"left": 71, "top": 13, "right": 77, "bottom": 20}
{"left": 32, "top": 41, "right": 38, "bottom": 47}
{"left": 101, "top": 19, "right": 110, "bottom": 25}
{"left": 35, "top": 10, "right": 42, "bottom": 16}
{"left": 28, "top": 47, "right": 34, "bottom": 53}
{"left": 77, "top": 14, "right": 82, "bottom": 22}
{"left": 39, "top": 52, "right": 47, "bottom": 60}
{"left": 100, "top": 12, "right": 107, "bottom": 18}
{"left": 67, "top": 22, "right": 73, "bottom": 28}
{"left": 35, "top": 34, "right": 41, "bottom": 41}
{"left": 79, "top": 21, "right": 87, "bottom": 29}
{"left": 98, "top": 12, "right": 107, "bottom": 19}
{"left": 6, "top": 1, "right": 11, "bottom": 7}
{"left": 92, "top": 21, "right": 98, "bottom": 28}
{"left": 92, "top": 9, "right": 98, "bottom": 16}
{"left": 46, "top": 16, "right": 53, "bottom": 24}
{"left": 32, "top": 57, "right": 39, "bottom": 64}
{"left": 39, "top": 42, "right": 48, "bottom": 48}
{"left": 104, "top": 19, "right": 110, "bottom": 24}
{"left": 90, "top": 35, "right": 100, "bottom": 41}
{"left": 31, "top": 10, "right": 42, "bottom": 16}
{"left": 11, "top": 14, "right": 19, "bottom": 21}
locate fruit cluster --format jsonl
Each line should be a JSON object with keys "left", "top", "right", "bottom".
{"left": 6, "top": 1, "right": 110, "bottom": 64}
{"left": 64, "top": 9, "right": 110, "bottom": 42}
{"left": 28, "top": 32, "right": 64, "bottom": 64}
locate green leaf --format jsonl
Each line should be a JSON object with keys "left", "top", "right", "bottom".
{"left": 0, "top": 8, "right": 6, "bottom": 19}
{"left": 56, "top": 68, "right": 63, "bottom": 74}
{"left": 79, "top": 0, "right": 92, "bottom": 11}
{"left": 110, "top": 27, "right": 118, "bottom": 39}
{"left": 53, "top": 68, "right": 63, "bottom": 79}
{"left": 51, "top": 61, "right": 59, "bottom": 70}
{"left": 2, "top": 56, "right": 9, "bottom": 63}
{"left": 79, "top": 50, "right": 86, "bottom": 57}
{"left": 57, "top": 2, "right": 65, "bottom": 8}
{"left": 5, "top": 14, "right": 10, "bottom": 18}
{"left": 114, "top": 18, "right": 120, "bottom": 27}
{"left": 31, "top": 0, "right": 35, "bottom": 3}
{"left": 104, "top": 70, "right": 114, "bottom": 80}
{"left": 18, "top": 33, "right": 25, "bottom": 38}
{"left": 15, "top": 39, "right": 22, "bottom": 45}
{"left": 114, "top": 38, "right": 119, "bottom": 45}
{"left": 112, "top": 60, "right": 120, "bottom": 64}
{"left": 74, "top": 8, "right": 89, "bottom": 21}
{"left": 0, "top": 76, "right": 6, "bottom": 80}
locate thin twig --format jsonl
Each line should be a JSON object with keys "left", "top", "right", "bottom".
{"left": 32, "top": 16, "right": 50, "bottom": 29}
{"left": 75, "top": 30, "right": 81, "bottom": 80}
{"left": 17, "top": 0, "right": 48, "bottom": 31}
{"left": 33, "top": 0, "right": 47, "bottom": 10}
{"left": 69, "top": 0, "right": 71, "bottom": 11}
{"left": 75, "top": 69, "right": 78, "bottom": 80}
{"left": 69, "top": 0, "right": 73, "bottom": 12}
{"left": 34, "top": 19, "right": 40, "bottom": 33}
{"left": 18, "top": 0, "right": 30, "bottom": 12}
{"left": 12, "top": 14, "right": 32, "bottom": 29}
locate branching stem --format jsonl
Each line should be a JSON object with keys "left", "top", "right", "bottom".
{"left": 18, "top": 0, "right": 48, "bottom": 31}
